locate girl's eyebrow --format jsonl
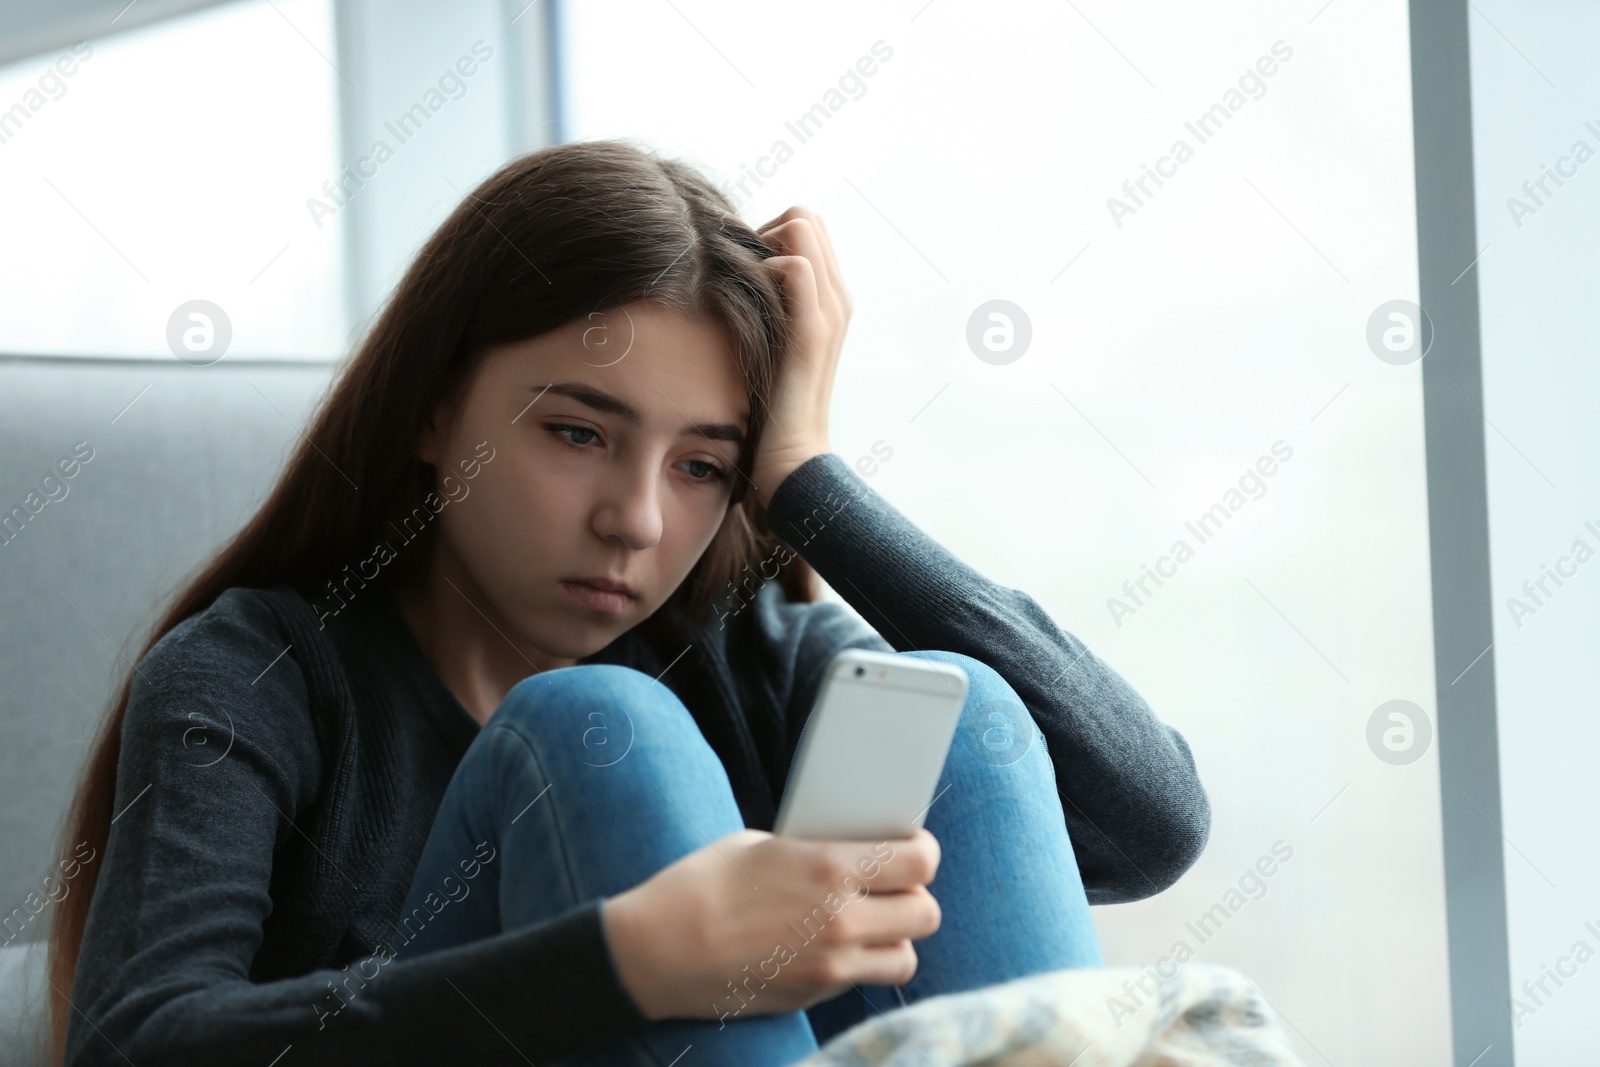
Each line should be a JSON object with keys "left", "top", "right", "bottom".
{"left": 536, "top": 383, "right": 747, "bottom": 445}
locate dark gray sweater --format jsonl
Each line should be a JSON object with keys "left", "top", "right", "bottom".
{"left": 66, "top": 451, "right": 1209, "bottom": 1065}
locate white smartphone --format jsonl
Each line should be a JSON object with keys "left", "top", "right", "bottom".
{"left": 773, "top": 649, "right": 969, "bottom": 840}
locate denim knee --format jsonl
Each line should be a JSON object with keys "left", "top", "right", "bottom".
{"left": 499, "top": 662, "right": 673, "bottom": 716}
{"left": 491, "top": 663, "right": 717, "bottom": 777}
{"left": 897, "top": 650, "right": 1051, "bottom": 783}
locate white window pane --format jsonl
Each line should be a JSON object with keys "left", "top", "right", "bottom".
{"left": 0, "top": 0, "right": 345, "bottom": 360}
{"left": 1469, "top": 3, "right": 1600, "bottom": 1060}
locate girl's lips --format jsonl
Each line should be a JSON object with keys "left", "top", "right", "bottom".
{"left": 559, "top": 580, "right": 635, "bottom": 615}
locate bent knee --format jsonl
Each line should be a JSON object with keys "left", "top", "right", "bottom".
{"left": 500, "top": 663, "right": 673, "bottom": 715}
{"left": 898, "top": 649, "right": 1009, "bottom": 695}
{"left": 898, "top": 651, "right": 1045, "bottom": 775}
{"left": 492, "top": 663, "right": 705, "bottom": 769}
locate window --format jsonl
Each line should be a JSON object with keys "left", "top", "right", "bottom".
{"left": 0, "top": 0, "right": 345, "bottom": 360}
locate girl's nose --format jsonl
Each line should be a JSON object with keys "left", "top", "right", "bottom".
{"left": 590, "top": 461, "right": 663, "bottom": 550}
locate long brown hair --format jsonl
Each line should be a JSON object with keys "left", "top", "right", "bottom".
{"left": 46, "top": 138, "right": 816, "bottom": 1062}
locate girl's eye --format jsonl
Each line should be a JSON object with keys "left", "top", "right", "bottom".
{"left": 549, "top": 424, "right": 599, "bottom": 448}
{"left": 548, "top": 424, "right": 728, "bottom": 486}
{"left": 680, "top": 459, "right": 730, "bottom": 484}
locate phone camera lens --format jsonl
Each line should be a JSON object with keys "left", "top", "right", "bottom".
{"left": 854, "top": 666, "right": 865, "bottom": 677}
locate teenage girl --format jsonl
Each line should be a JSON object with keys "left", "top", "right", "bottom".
{"left": 50, "top": 140, "right": 1209, "bottom": 1067}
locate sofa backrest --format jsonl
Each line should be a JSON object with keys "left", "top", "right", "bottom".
{"left": 0, "top": 355, "right": 337, "bottom": 952}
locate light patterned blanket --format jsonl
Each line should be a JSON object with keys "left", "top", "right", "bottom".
{"left": 797, "top": 964, "right": 1309, "bottom": 1067}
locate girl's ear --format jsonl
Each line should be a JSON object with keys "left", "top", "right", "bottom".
{"left": 415, "top": 415, "right": 439, "bottom": 466}
{"left": 414, "top": 399, "right": 451, "bottom": 466}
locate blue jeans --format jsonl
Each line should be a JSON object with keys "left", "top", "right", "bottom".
{"left": 394, "top": 650, "right": 1101, "bottom": 1066}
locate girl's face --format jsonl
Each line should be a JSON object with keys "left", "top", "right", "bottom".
{"left": 415, "top": 299, "right": 748, "bottom": 660}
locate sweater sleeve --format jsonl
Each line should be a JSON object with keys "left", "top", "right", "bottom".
{"left": 762, "top": 452, "right": 1211, "bottom": 904}
{"left": 66, "top": 594, "right": 646, "bottom": 1067}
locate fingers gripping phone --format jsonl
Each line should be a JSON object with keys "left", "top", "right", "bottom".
{"left": 774, "top": 649, "right": 969, "bottom": 840}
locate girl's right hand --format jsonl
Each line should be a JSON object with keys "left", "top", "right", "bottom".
{"left": 599, "top": 828, "right": 942, "bottom": 1021}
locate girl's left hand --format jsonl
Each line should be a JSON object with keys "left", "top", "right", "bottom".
{"left": 751, "top": 206, "right": 851, "bottom": 509}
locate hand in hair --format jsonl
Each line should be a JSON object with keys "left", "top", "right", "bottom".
{"left": 751, "top": 206, "right": 851, "bottom": 508}
{"left": 600, "top": 828, "right": 942, "bottom": 1022}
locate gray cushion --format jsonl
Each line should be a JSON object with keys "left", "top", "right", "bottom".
{"left": 0, "top": 940, "right": 49, "bottom": 1067}
{"left": 0, "top": 355, "right": 336, "bottom": 1055}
